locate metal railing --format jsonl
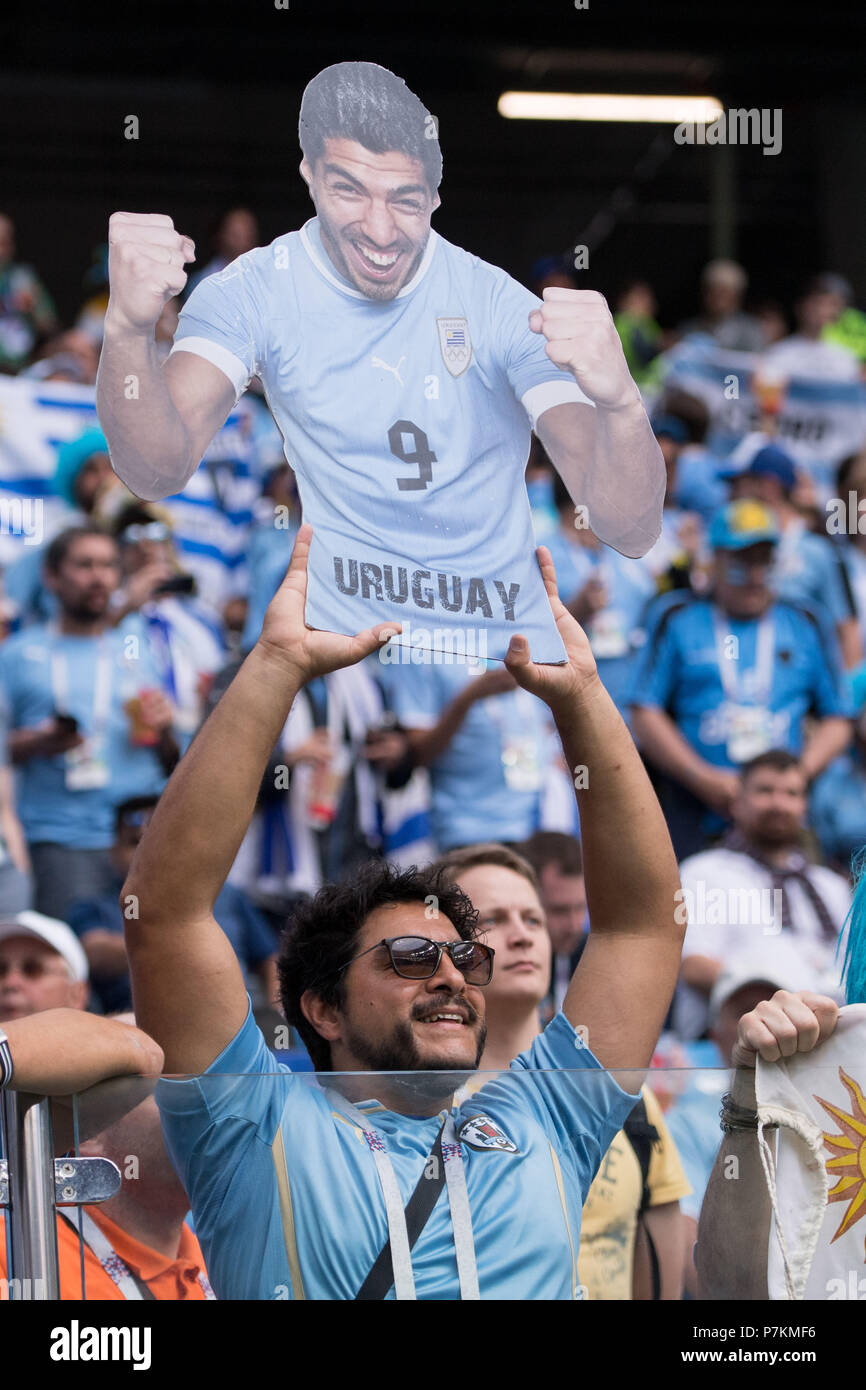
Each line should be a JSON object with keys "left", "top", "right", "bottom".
{"left": 0, "top": 1089, "right": 120, "bottom": 1301}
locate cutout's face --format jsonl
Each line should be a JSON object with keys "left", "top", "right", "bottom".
{"left": 301, "top": 137, "right": 439, "bottom": 302}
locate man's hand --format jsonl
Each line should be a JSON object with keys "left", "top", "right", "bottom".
{"left": 259, "top": 524, "right": 402, "bottom": 685}
{"left": 568, "top": 573, "right": 609, "bottom": 624}
{"left": 502, "top": 545, "right": 599, "bottom": 714}
{"left": 137, "top": 688, "right": 174, "bottom": 737}
{"left": 106, "top": 212, "right": 195, "bottom": 336}
{"left": 528, "top": 288, "right": 641, "bottom": 411}
{"left": 118, "top": 560, "right": 177, "bottom": 613}
{"left": 732, "top": 990, "right": 839, "bottom": 1068}
{"left": 695, "top": 765, "right": 740, "bottom": 817}
{"left": 285, "top": 727, "right": 334, "bottom": 769}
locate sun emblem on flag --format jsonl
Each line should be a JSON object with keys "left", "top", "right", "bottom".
{"left": 815, "top": 1068, "right": 866, "bottom": 1258}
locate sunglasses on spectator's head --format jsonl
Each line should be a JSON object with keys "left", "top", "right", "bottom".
{"left": 335, "top": 935, "right": 494, "bottom": 985}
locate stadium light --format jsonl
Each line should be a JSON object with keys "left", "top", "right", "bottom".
{"left": 497, "top": 92, "right": 724, "bottom": 123}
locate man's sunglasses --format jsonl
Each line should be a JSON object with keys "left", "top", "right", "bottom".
{"left": 337, "top": 935, "right": 494, "bottom": 985}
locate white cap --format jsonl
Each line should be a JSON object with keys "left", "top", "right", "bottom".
{"left": 708, "top": 938, "right": 815, "bottom": 1023}
{"left": 0, "top": 911, "right": 89, "bottom": 983}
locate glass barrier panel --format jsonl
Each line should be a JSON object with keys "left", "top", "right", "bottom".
{"left": 4, "top": 1053, "right": 859, "bottom": 1301}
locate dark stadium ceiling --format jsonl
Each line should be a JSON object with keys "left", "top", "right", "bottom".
{"left": 2, "top": 0, "right": 864, "bottom": 100}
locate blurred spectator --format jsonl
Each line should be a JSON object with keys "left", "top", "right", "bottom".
{"left": 4, "top": 427, "right": 131, "bottom": 629}
{"left": 811, "top": 666, "right": 866, "bottom": 871}
{"left": 67, "top": 795, "right": 277, "bottom": 1015}
{"left": 230, "top": 662, "right": 414, "bottom": 900}
{"left": 0, "top": 695, "right": 32, "bottom": 914}
{"left": 381, "top": 655, "right": 552, "bottom": 852}
{"left": 722, "top": 442, "right": 861, "bottom": 667}
{"left": 524, "top": 435, "right": 560, "bottom": 544}
{"left": 75, "top": 242, "right": 110, "bottom": 346}
{"left": 630, "top": 500, "right": 852, "bottom": 858}
{"left": 0, "top": 1009, "right": 213, "bottom": 1300}
{"left": 529, "top": 253, "right": 577, "bottom": 298}
{"left": 22, "top": 329, "right": 100, "bottom": 385}
{"left": 763, "top": 275, "right": 860, "bottom": 382}
{"left": 654, "top": 389, "right": 727, "bottom": 524}
{"left": 240, "top": 463, "right": 300, "bottom": 651}
{"left": 185, "top": 207, "right": 260, "bottom": 296}
{"left": 111, "top": 503, "right": 225, "bottom": 743}
{"left": 613, "top": 279, "right": 664, "bottom": 388}
{"left": 438, "top": 842, "right": 690, "bottom": 1301}
{"left": 0, "top": 911, "right": 88, "bottom": 1021}
{"left": 675, "top": 749, "right": 850, "bottom": 1040}
{"left": 753, "top": 299, "right": 789, "bottom": 347}
{"left": 676, "top": 259, "right": 765, "bottom": 353}
{"left": 519, "top": 830, "right": 587, "bottom": 1017}
{"left": 835, "top": 450, "right": 866, "bottom": 652}
{"left": 0, "top": 527, "right": 178, "bottom": 918}
{"left": 545, "top": 472, "right": 655, "bottom": 718}
{"left": 0, "top": 213, "right": 59, "bottom": 372}
{"left": 665, "top": 940, "right": 815, "bottom": 1295}
{"left": 820, "top": 273, "right": 866, "bottom": 365}
{"left": 640, "top": 415, "right": 707, "bottom": 591}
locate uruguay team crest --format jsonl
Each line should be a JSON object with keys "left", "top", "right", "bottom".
{"left": 437, "top": 317, "right": 472, "bottom": 377}
{"left": 458, "top": 1114, "right": 520, "bottom": 1154}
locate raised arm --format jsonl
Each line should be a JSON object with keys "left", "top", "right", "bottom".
{"left": 695, "top": 991, "right": 839, "bottom": 1300}
{"left": 3, "top": 1010, "right": 163, "bottom": 1094}
{"left": 504, "top": 547, "right": 683, "bottom": 1070}
{"left": 123, "top": 526, "right": 400, "bottom": 1073}
{"left": 96, "top": 212, "right": 236, "bottom": 500}
{"left": 530, "top": 289, "right": 665, "bottom": 560}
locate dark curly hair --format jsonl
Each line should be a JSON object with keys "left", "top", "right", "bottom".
{"left": 299, "top": 61, "right": 442, "bottom": 192}
{"left": 277, "top": 860, "right": 478, "bottom": 1070}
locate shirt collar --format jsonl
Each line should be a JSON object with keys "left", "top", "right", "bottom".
{"left": 299, "top": 218, "right": 438, "bottom": 303}
{"left": 86, "top": 1205, "right": 203, "bottom": 1282}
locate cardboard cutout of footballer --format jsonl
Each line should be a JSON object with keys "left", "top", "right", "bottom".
{"left": 97, "top": 61, "right": 665, "bottom": 663}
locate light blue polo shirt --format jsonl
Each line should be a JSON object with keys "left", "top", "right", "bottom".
{"left": 629, "top": 595, "right": 852, "bottom": 768}
{"left": 157, "top": 1006, "right": 639, "bottom": 1300}
{"left": 378, "top": 656, "right": 552, "bottom": 849}
{"left": 0, "top": 621, "right": 169, "bottom": 848}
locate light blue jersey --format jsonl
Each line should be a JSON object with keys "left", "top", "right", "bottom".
{"left": 157, "top": 1006, "right": 638, "bottom": 1300}
{"left": 378, "top": 656, "right": 552, "bottom": 850}
{"left": 544, "top": 530, "right": 655, "bottom": 714}
{"left": 0, "top": 621, "right": 169, "bottom": 848}
{"left": 172, "top": 219, "right": 592, "bottom": 664}
{"left": 630, "top": 594, "right": 852, "bottom": 769}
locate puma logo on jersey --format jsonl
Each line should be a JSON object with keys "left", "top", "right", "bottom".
{"left": 371, "top": 354, "right": 406, "bottom": 386}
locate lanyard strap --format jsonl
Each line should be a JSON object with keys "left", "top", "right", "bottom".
{"left": 61, "top": 1210, "right": 216, "bottom": 1300}
{"left": 50, "top": 635, "right": 113, "bottom": 733}
{"left": 712, "top": 608, "right": 775, "bottom": 705}
{"left": 333, "top": 1097, "right": 480, "bottom": 1300}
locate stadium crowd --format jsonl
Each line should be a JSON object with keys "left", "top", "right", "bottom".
{"left": 1, "top": 192, "right": 865, "bottom": 1300}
